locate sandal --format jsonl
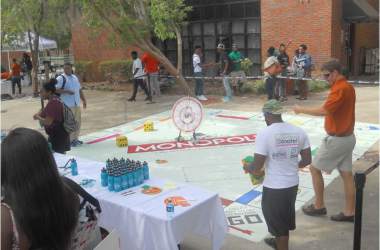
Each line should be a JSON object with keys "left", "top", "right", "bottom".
{"left": 302, "top": 204, "right": 327, "bottom": 216}
{"left": 330, "top": 212, "right": 354, "bottom": 222}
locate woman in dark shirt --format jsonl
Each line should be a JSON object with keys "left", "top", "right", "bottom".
{"left": 33, "top": 79, "right": 70, "bottom": 153}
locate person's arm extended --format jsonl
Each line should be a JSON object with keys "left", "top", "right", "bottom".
{"left": 299, "top": 147, "right": 312, "bottom": 168}
{"left": 55, "top": 88, "right": 74, "bottom": 95}
{"left": 244, "top": 153, "right": 266, "bottom": 175}
{"left": 80, "top": 89, "right": 87, "bottom": 109}
{"left": 293, "top": 105, "right": 327, "bottom": 116}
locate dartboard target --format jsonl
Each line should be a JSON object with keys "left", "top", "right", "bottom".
{"left": 171, "top": 97, "right": 204, "bottom": 132}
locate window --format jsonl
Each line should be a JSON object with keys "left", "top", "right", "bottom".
{"left": 231, "top": 4, "right": 244, "bottom": 18}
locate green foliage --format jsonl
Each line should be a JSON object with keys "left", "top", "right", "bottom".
{"left": 74, "top": 60, "right": 93, "bottom": 74}
{"left": 241, "top": 58, "right": 253, "bottom": 75}
{"left": 150, "top": 0, "right": 191, "bottom": 40}
{"left": 241, "top": 80, "right": 266, "bottom": 95}
{"left": 99, "top": 60, "right": 133, "bottom": 80}
{"left": 1, "top": 0, "right": 72, "bottom": 49}
{"left": 308, "top": 80, "right": 329, "bottom": 92}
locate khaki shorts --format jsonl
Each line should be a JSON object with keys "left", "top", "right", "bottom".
{"left": 230, "top": 70, "right": 247, "bottom": 87}
{"left": 313, "top": 134, "right": 356, "bottom": 173}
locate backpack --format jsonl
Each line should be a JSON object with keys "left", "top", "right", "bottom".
{"left": 55, "top": 74, "right": 67, "bottom": 97}
{"left": 60, "top": 99, "right": 79, "bottom": 133}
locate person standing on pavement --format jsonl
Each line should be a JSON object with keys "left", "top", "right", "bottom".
{"left": 22, "top": 52, "right": 33, "bottom": 86}
{"left": 141, "top": 52, "right": 160, "bottom": 97}
{"left": 34, "top": 79, "right": 71, "bottom": 153}
{"left": 128, "top": 51, "right": 151, "bottom": 102}
{"left": 244, "top": 100, "right": 311, "bottom": 250}
{"left": 193, "top": 45, "right": 213, "bottom": 101}
{"left": 11, "top": 58, "right": 22, "bottom": 97}
{"left": 276, "top": 44, "right": 290, "bottom": 101}
{"left": 293, "top": 44, "right": 313, "bottom": 100}
{"left": 216, "top": 43, "right": 232, "bottom": 102}
{"left": 263, "top": 49, "right": 282, "bottom": 100}
{"left": 293, "top": 59, "right": 356, "bottom": 222}
{"left": 228, "top": 43, "right": 246, "bottom": 95}
{"left": 55, "top": 63, "right": 87, "bottom": 147}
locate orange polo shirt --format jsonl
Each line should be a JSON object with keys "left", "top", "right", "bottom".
{"left": 141, "top": 52, "right": 159, "bottom": 73}
{"left": 11, "top": 63, "right": 21, "bottom": 76}
{"left": 323, "top": 77, "right": 356, "bottom": 136}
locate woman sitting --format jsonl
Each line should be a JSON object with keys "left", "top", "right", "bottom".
{"left": 1, "top": 128, "right": 79, "bottom": 250}
{"left": 33, "top": 79, "right": 70, "bottom": 154}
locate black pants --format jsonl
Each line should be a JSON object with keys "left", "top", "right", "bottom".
{"left": 11, "top": 76, "right": 22, "bottom": 95}
{"left": 265, "top": 77, "right": 276, "bottom": 100}
{"left": 130, "top": 78, "right": 150, "bottom": 100}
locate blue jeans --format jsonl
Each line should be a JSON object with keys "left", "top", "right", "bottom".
{"left": 223, "top": 76, "right": 232, "bottom": 98}
{"left": 194, "top": 72, "right": 204, "bottom": 96}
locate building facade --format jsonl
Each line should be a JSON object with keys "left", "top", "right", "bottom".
{"left": 70, "top": 0, "right": 379, "bottom": 80}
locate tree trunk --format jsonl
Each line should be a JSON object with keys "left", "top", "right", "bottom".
{"left": 28, "top": 31, "right": 40, "bottom": 96}
{"left": 139, "top": 39, "right": 191, "bottom": 95}
{"left": 174, "top": 26, "right": 183, "bottom": 75}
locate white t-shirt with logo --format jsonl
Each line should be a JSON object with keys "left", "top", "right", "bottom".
{"left": 255, "top": 122, "right": 310, "bottom": 189}
{"left": 193, "top": 54, "right": 202, "bottom": 73}
{"left": 132, "top": 58, "right": 145, "bottom": 79}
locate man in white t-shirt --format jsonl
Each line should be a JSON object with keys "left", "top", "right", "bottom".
{"left": 193, "top": 45, "right": 213, "bottom": 101}
{"left": 244, "top": 100, "right": 311, "bottom": 250}
{"left": 128, "top": 51, "right": 151, "bottom": 102}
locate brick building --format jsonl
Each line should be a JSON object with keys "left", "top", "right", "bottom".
{"left": 71, "top": 0, "right": 379, "bottom": 80}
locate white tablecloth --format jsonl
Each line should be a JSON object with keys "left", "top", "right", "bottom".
{"left": 54, "top": 154, "right": 228, "bottom": 250}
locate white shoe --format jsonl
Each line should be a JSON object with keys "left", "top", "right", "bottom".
{"left": 198, "top": 95, "right": 208, "bottom": 101}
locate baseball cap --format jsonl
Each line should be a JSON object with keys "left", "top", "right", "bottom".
{"left": 262, "top": 99, "right": 284, "bottom": 115}
{"left": 263, "top": 56, "right": 279, "bottom": 70}
{"left": 217, "top": 43, "right": 225, "bottom": 49}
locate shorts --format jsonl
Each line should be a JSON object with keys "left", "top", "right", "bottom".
{"left": 313, "top": 134, "right": 356, "bottom": 173}
{"left": 261, "top": 185, "right": 298, "bottom": 237}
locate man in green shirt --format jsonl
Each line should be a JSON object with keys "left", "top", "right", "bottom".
{"left": 229, "top": 44, "right": 247, "bottom": 95}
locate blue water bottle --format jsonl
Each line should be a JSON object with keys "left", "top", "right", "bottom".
{"left": 70, "top": 159, "right": 78, "bottom": 176}
{"left": 127, "top": 169, "right": 134, "bottom": 188}
{"left": 114, "top": 172, "right": 122, "bottom": 192}
{"left": 143, "top": 161, "right": 149, "bottom": 180}
{"left": 122, "top": 170, "right": 129, "bottom": 189}
{"left": 101, "top": 168, "right": 108, "bottom": 187}
{"left": 132, "top": 167, "right": 139, "bottom": 186}
{"left": 166, "top": 199, "right": 175, "bottom": 219}
{"left": 108, "top": 170, "right": 115, "bottom": 191}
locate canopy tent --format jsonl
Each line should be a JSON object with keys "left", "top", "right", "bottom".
{"left": 2, "top": 32, "right": 57, "bottom": 71}
{"left": 1, "top": 32, "right": 57, "bottom": 52}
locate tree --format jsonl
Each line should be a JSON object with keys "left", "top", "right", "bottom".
{"left": 80, "top": 0, "right": 191, "bottom": 94}
{"left": 150, "top": 0, "right": 191, "bottom": 75}
{"left": 1, "top": 0, "right": 72, "bottom": 96}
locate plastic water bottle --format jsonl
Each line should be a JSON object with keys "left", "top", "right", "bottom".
{"left": 101, "top": 168, "right": 108, "bottom": 187}
{"left": 143, "top": 161, "right": 149, "bottom": 180}
{"left": 70, "top": 159, "right": 78, "bottom": 176}
{"left": 108, "top": 171, "right": 115, "bottom": 191}
{"left": 114, "top": 173, "right": 122, "bottom": 192}
{"left": 166, "top": 199, "right": 175, "bottom": 219}
{"left": 138, "top": 166, "right": 144, "bottom": 184}
{"left": 127, "top": 170, "right": 134, "bottom": 188}
{"left": 122, "top": 172, "right": 129, "bottom": 189}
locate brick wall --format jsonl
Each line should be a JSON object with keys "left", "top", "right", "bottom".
{"left": 71, "top": 19, "right": 140, "bottom": 81}
{"left": 331, "top": 0, "right": 345, "bottom": 64}
{"left": 1, "top": 51, "right": 28, "bottom": 71}
{"left": 261, "top": 0, "right": 335, "bottom": 73}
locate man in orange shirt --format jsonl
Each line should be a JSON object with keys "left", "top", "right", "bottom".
{"left": 141, "top": 52, "right": 160, "bottom": 97}
{"left": 11, "top": 58, "right": 22, "bottom": 96}
{"left": 293, "top": 59, "right": 356, "bottom": 222}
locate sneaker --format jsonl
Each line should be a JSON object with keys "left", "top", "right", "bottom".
{"left": 198, "top": 95, "right": 208, "bottom": 101}
{"left": 76, "top": 139, "right": 83, "bottom": 145}
{"left": 71, "top": 140, "right": 79, "bottom": 147}
{"left": 264, "top": 237, "right": 277, "bottom": 250}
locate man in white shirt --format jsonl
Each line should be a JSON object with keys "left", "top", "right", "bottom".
{"left": 55, "top": 63, "right": 87, "bottom": 147}
{"left": 244, "top": 100, "right": 311, "bottom": 250}
{"left": 193, "top": 46, "right": 213, "bottom": 101}
{"left": 128, "top": 51, "right": 151, "bottom": 102}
